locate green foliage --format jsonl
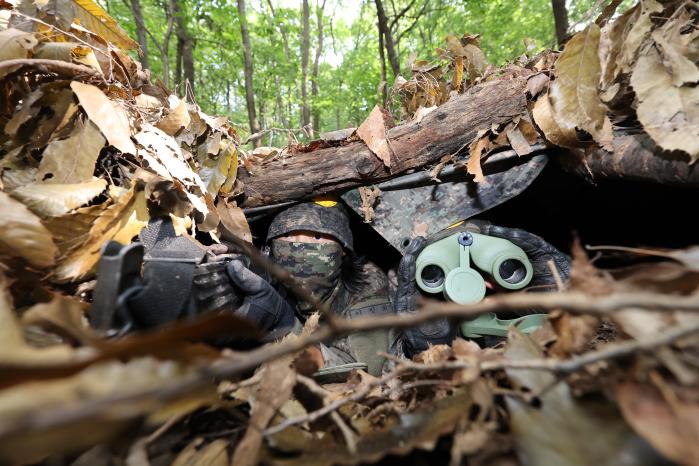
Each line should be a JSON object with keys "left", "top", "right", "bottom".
{"left": 99, "top": 0, "right": 614, "bottom": 147}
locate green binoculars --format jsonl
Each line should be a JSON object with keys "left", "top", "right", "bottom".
{"left": 415, "top": 230, "right": 534, "bottom": 304}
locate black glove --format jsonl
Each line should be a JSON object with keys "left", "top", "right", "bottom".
{"left": 465, "top": 221, "right": 570, "bottom": 288}
{"left": 395, "top": 237, "right": 456, "bottom": 357}
{"left": 226, "top": 259, "right": 297, "bottom": 337}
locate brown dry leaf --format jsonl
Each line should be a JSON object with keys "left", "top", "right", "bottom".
{"left": 198, "top": 138, "right": 237, "bottom": 196}
{"left": 52, "top": 186, "right": 148, "bottom": 282}
{"left": 44, "top": 204, "right": 105, "bottom": 256}
{"left": 217, "top": 200, "right": 252, "bottom": 243}
{"left": 600, "top": 4, "right": 639, "bottom": 90}
{"left": 467, "top": 129, "right": 490, "bottom": 183}
{"left": 33, "top": 42, "right": 101, "bottom": 72}
{"left": 617, "top": 379, "right": 699, "bottom": 466}
{"left": 0, "top": 28, "right": 37, "bottom": 62}
{"left": 504, "top": 330, "right": 657, "bottom": 466}
{"left": 156, "top": 96, "right": 192, "bottom": 136}
{"left": 172, "top": 439, "right": 229, "bottom": 466}
{"left": 134, "top": 125, "right": 209, "bottom": 216}
{"left": 531, "top": 95, "right": 580, "bottom": 148}
{"left": 37, "top": 118, "right": 105, "bottom": 184}
{"left": 506, "top": 124, "right": 533, "bottom": 156}
{"left": 550, "top": 24, "right": 613, "bottom": 150}
{"left": 526, "top": 73, "right": 549, "bottom": 98}
{"left": 0, "top": 191, "right": 57, "bottom": 268}
{"left": 21, "top": 294, "right": 92, "bottom": 343}
{"left": 549, "top": 312, "right": 599, "bottom": 357}
{"left": 11, "top": 178, "right": 107, "bottom": 217}
{"left": 652, "top": 13, "right": 699, "bottom": 86}
{"left": 618, "top": 0, "right": 663, "bottom": 73}
{"left": 631, "top": 44, "right": 699, "bottom": 162}
{"left": 356, "top": 105, "right": 393, "bottom": 168}
{"left": 231, "top": 356, "right": 296, "bottom": 466}
{"left": 70, "top": 82, "right": 137, "bottom": 154}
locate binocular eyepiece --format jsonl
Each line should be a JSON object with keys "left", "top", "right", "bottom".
{"left": 415, "top": 230, "right": 533, "bottom": 304}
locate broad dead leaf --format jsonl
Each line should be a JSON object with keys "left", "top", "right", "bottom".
{"left": 197, "top": 137, "right": 237, "bottom": 196}
{"left": 617, "top": 379, "right": 699, "bottom": 465}
{"left": 33, "top": 42, "right": 101, "bottom": 72}
{"left": 232, "top": 356, "right": 296, "bottom": 466}
{"left": 156, "top": 96, "right": 192, "bottom": 136}
{"left": 0, "top": 28, "right": 37, "bottom": 62}
{"left": 172, "top": 439, "right": 229, "bottom": 466}
{"left": 618, "top": 0, "right": 663, "bottom": 73}
{"left": 599, "top": 4, "right": 639, "bottom": 91}
{"left": 531, "top": 94, "right": 580, "bottom": 149}
{"left": 631, "top": 44, "right": 699, "bottom": 162}
{"left": 0, "top": 191, "right": 57, "bottom": 268}
{"left": 550, "top": 24, "right": 613, "bottom": 150}
{"left": 357, "top": 105, "right": 393, "bottom": 168}
{"left": 70, "top": 82, "right": 137, "bottom": 154}
{"left": 134, "top": 125, "right": 209, "bottom": 216}
{"left": 217, "top": 200, "right": 252, "bottom": 243}
{"left": 52, "top": 186, "right": 148, "bottom": 282}
{"left": 37, "top": 118, "right": 105, "bottom": 184}
{"left": 21, "top": 293, "right": 91, "bottom": 343}
{"left": 11, "top": 178, "right": 107, "bottom": 217}
{"left": 504, "top": 330, "right": 658, "bottom": 466}
{"left": 652, "top": 12, "right": 699, "bottom": 86}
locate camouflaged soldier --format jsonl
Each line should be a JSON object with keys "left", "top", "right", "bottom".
{"left": 259, "top": 200, "right": 393, "bottom": 377}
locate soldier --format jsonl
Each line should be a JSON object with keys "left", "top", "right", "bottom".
{"left": 227, "top": 199, "right": 394, "bottom": 377}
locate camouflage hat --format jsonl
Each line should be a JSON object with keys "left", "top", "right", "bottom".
{"left": 267, "top": 201, "right": 354, "bottom": 251}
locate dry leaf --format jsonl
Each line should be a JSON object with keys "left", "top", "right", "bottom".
{"left": 71, "top": 82, "right": 137, "bottom": 154}
{"left": 52, "top": 186, "right": 148, "bottom": 282}
{"left": 11, "top": 178, "right": 107, "bottom": 217}
{"left": 651, "top": 12, "right": 699, "bottom": 86}
{"left": 531, "top": 94, "right": 580, "bottom": 148}
{"left": 21, "top": 294, "right": 91, "bottom": 343}
{"left": 600, "top": 4, "right": 639, "bottom": 90}
{"left": 526, "top": 73, "right": 549, "bottom": 98}
{"left": 156, "top": 96, "right": 192, "bottom": 136}
{"left": 550, "top": 24, "right": 613, "bottom": 150}
{"left": 171, "top": 439, "right": 229, "bottom": 466}
{"left": 37, "top": 118, "right": 105, "bottom": 184}
{"left": 0, "top": 28, "right": 37, "bottom": 62}
{"left": 0, "top": 191, "right": 57, "bottom": 268}
{"left": 617, "top": 379, "right": 699, "bottom": 466}
{"left": 198, "top": 138, "right": 236, "bottom": 196}
{"left": 356, "top": 105, "right": 393, "bottom": 168}
{"left": 631, "top": 45, "right": 699, "bottom": 162}
{"left": 217, "top": 200, "right": 252, "bottom": 244}
{"left": 618, "top": 0, "right": 663, "bottom": 73}
{"left": 467, "top": 130, "right": 490, "bottom": 183}
{"left": 231, "top": 357, "right": 296, "bottom": 466}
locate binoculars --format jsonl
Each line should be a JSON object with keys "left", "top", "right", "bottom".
{"left": 415, "top": 230, "right": 533, "bottom": 304}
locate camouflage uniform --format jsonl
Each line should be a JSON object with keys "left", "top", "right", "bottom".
{"left": 268, "top": 202, "right": 393, "bottom": 376}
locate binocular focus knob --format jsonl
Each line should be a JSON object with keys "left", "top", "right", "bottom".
{"left": 444, "top": 267, "right": 486, "bottom": 304}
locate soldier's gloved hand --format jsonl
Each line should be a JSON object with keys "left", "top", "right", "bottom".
{"left": 226, "top": 259, "right": 296, "bottom": 336}
{"left": 395, "top": 237, "right": 456, "bottom": 358}
{"left": 465, "top": 220, "right": 570, "bottom": 288}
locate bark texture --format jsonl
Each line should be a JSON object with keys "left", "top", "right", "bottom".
{"left": 551, "top": 0, "right": 570, "bottom": 46}
{"left": 375, "top": 0, "right": 400, "bottom": 77}
{"left": 128, "top": 0, "right": 149, "bottom": 69}
{"left": 237, "top": 0, "right": 260, "bottom": 146}
{"left": 239, "top": 78, "right": 529, "bottom": 207}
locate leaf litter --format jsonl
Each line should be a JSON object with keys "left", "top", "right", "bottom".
{"left": 0, "top": 1, "right": 699, "bottom": 466}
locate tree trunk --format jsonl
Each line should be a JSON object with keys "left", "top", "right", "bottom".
{"left": 237, "top": 0, "right": 260, "bottom": 146}
{"left": 128, "top": 0, "right": 149, "bottom": 69}
{"left": 172, "top": 0, "right": 194, "bottom": 97}
{"left": 311, "top": 0, "right": 326, "bottom": 135}
{"left": 301, "top": 0, "right": 311, "bottom": 130}
{"left": 375, "top": 0, "right": 400, "bottom": 77}
{"left": 239, "top": 78, "right": 529, "bottom": 207}
{"left": 551, "top": 0, "right": 569, "bottom": 46}
{"left": 377, "top": 23, "right": 387, "bottom": 106}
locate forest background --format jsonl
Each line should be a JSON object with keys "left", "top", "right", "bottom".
{"left": 101, "top": 0, "right": 631, "bottom": 147}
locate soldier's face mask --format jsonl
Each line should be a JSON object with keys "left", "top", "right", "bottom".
{"left": 270, "top": 239, "right": 344, "bottom": 314}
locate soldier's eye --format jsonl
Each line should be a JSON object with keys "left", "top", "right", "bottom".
{"left": 315, "top": 233, "right": 321, "bottom": 239}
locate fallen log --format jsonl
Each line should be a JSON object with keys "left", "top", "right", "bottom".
{"left": 558, "top": 133, "right": 699, "bottom": 186}
{"left": 238, "top": 77, "right": 529, "bottom": 207}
